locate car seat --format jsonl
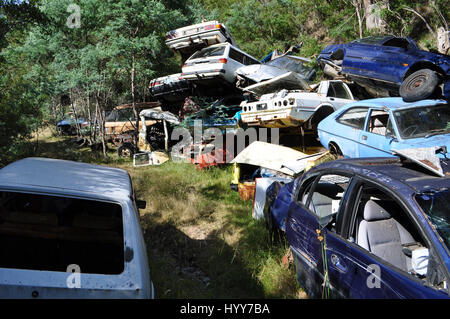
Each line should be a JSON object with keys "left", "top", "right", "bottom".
{"left": 357, "top": 200, "right": 415, "bottom": 272}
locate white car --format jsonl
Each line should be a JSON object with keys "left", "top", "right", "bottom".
{"left": 240, "top": 80, "right": 355, "bottom": 128}
{"left": 165, "top": 20, "right": 236, "bottom": 60}
{"left": 0, "top": 157, "right": 154, "bottom": 298}
{"left": 181, "top": 43, "right": 260, "bottom": 85}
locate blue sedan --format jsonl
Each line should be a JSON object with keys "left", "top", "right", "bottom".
{"left": 317, "top": 97, "right": 450, "bottom": 159}
{"left": 317, "top": 36, "right": 450, "bottom": 101}
{"left": 284, "top": 157, "right": 450, "bottom": 298}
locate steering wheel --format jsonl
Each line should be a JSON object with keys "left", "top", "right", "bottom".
{"left": 402, "top": 125, "right": 419, "bottom": 137}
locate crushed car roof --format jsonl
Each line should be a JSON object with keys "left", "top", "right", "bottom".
{"left": 0, "top": 157, "right": 133, "bottom": 199}
{"left": 315, "top": 157, "right": 450, "bottom": 192}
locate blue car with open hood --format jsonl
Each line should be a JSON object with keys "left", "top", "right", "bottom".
{"left": 317, "top": 97, "right": 450, "bottom": 160}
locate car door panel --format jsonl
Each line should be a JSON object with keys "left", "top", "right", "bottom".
{"left": 287, "top": 201, "right": 324, "bottom": 298}
{"left": 358, "top": 131, "right": 394, "bottom": 157}
{"left": 346, "top": 243, "right": 448, "bottom": 298}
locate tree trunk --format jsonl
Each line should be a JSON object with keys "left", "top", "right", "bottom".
{"left": 131, "top": 51, "right": 139, "bottom": 148}
{"left": 69, "top": 89, "right": 82, "bottom": 137}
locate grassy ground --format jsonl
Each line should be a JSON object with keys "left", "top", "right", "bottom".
{"left": 16, "top": 127, "right": 305, "bottom": 299}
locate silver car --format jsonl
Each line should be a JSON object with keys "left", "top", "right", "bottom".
{"left": 0, "top": 157, "right": 154, "bottom": 298}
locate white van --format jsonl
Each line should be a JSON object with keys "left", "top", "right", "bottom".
{"left": 181, "top": 43, "right": 260, "bottom": 84}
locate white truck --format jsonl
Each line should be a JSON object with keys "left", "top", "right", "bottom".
{"left": 240, "top": 80, "right": 355, "bottom": 128}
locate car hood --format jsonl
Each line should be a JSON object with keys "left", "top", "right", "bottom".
{"left": 236, "top": 64, "right": 285, "bottom": 82}
{"left": 398, "top": 134, "right": 450, "bottom": 154}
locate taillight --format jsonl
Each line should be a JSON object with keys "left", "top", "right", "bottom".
{"left": 204, "top": 24, "right": 215, "bottom": 31}
{"left": 219, "top": 58, "right": 227, "bottom": 64}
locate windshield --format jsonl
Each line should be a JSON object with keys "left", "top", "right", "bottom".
{"left": 393, "top": 104, "right": 450, "bottom": 139}
{"left": 265, "top": 56, "right": 310, "bottom": 75}
{"left": 416, "top": 189, "right": 450, "bottom": 251}
{"left": 189, "top": 45, "right": 226, "bottom": 60}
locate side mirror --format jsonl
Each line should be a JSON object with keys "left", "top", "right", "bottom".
{"left": 136, "top": 199, "right": 147, "bottom": 209}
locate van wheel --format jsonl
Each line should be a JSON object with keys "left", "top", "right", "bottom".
{"left": 118, "top": 143, "right": 135, "bottom": 158}
{"left": 400, "top": 69, "right": 439, "bottom": 102}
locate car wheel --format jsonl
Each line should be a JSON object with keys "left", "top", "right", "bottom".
{"left": 400, "top": 69, "right": 439, "bottom": 102}
{"left": 329, "top": 143, "right": 343, "bottom": 159}
{"left": 117, "top": 143, "right": 135, "bottom": 158}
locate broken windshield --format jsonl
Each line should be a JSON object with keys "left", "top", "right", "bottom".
{"left": 416, "top": 189, "right": 450, "bottom": 252}
{"left": 393, "top": 104, "right": 450, "bottom": 139}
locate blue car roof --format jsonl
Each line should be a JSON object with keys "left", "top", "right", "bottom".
{"left": 338, "top": 97, "right": 448, "bottom": 112}
{"left": 313, "top": 157, "right": 450, "bottom": 193}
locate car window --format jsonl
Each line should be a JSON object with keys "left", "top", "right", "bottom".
{"left": 350, "top": 183, "right": 434, "bottom": 281}
{"left": 367, "top": 110, "right": 391, "bottom": 136}
{"left": 382, "top": 38, "right": 409, "bottom": 49}
{"left": 0, "top": 191, "right": 124, "bottom": 274}
{"left": 307, "top": 174, "right": 351, "bottom": 230}
{"left": 228, "top": 48, "right": 244, "bottom": 64}
{"left": 337, "top": 107, "right": 368, "bottom": 129}
{"left": 327, "top": 82, "right": 352, "bottom": 100}
{"left": 393, "top": 104, "right": 450, "bottom": 139}
{"left": 189, "top": 45, "right": 226, "bottom": 59}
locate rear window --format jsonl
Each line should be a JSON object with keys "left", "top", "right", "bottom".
{"left": 0, "top": 191, "right": 124, "bottom": 275}
{"left": 189, "top": 45, "right": 226, "bottom": 60}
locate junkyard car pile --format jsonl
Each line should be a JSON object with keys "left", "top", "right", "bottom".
{"left": 37, "top": 21, "right": 449, "bottom": 299}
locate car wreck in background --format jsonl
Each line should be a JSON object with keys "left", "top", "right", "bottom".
{"left": 104, "top": 102, "right": 160, "bottom": 157}
{"left": 148, "top": 73, "right": 193, "bottom": 103}
{"left": 240, "top": 80, "right": 354, "bottom": 128}
{"left": 284, "top": 157, "right": 450, "bottom": 298}
{"left": 317, "top": 98, "right": 450, "bottom": 159}
{"left": 236, "top": 54, "right": 316, "bottom": 89}
{"left": 317, "top": 36, "right": 450, "bottom": 102}
{"left": 0, "top": 158, "right": 154, "bottom": 298}
{"left": 165, "top": 20, "right": 236, "bottom": 63}
{"left": 56, "top": 114, "right": 89, "bottom": 136}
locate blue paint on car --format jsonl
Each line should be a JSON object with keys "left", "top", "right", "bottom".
{"left": 283, "top": 157, "right": 450, "bottom": 298}
{"left": 317, "top": 36, "right": 450, "bottom": 100}
{"left": 317, "top": 97, "right": 450, "bottom": 159}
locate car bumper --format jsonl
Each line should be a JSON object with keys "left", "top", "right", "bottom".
{"left": 182, "top": 69, "right": 226, "bottom": 81}
{"left": 241, "top": 108, "right": 315, "bottom": 128}
{"left": 166, "top": 30, "right": 228, "bottom": 50}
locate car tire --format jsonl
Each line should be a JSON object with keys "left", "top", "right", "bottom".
{"left": 400, "top": 69, "right": 439, "bottom": 102}
{"left": 329, "top": 143, "right": 343, "bottom": 159}
{"left": 117, "top": 143, "right": 135, "bottom": 158}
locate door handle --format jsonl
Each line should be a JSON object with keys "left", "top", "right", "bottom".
{"left": 329, "top": 97, "right": 335, "bottom": 101}
{"left": 362, "top": 135, "right": 367, "bottom": 141}
{"left": 330, "top": 254, "right": 347, "bottom": 273}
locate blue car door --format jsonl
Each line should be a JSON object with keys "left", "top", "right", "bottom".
{"left": 358, "top": 109, "right": 395, "bottom": 157}
{"left": 339, "top": 179, "right": 449, "bottom": 298}
{"left": 286, "top": 175, "right": 325, "bottom": 298}
{"left": 287, "top": 173, "right": 354, "bottom": 298}
{"left": 372, "top": 38, "right": 415, "bottom": 83}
